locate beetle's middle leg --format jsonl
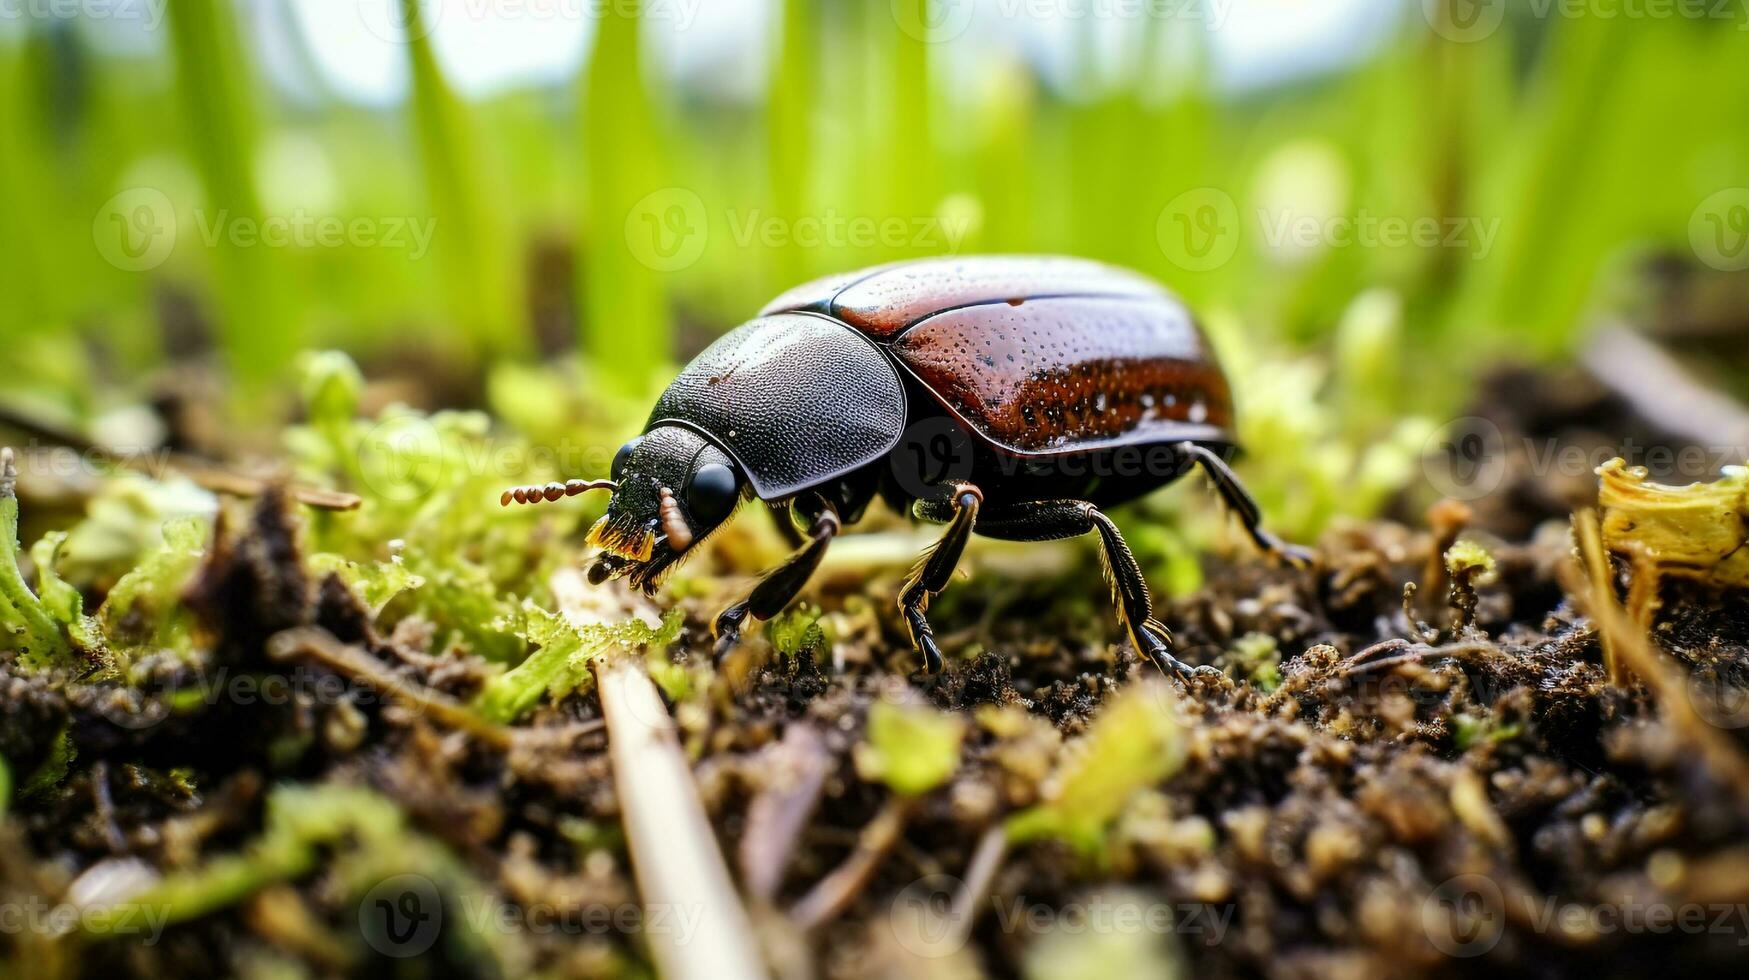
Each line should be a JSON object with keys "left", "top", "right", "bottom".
{"left": 902, "top": 482, "right": 984, "bottom": 674}
{"left": 971, "top": 499, "right": 1218, "bottom": 681}
{"left": 713, "top": 495, "right": 840, "bottom": 661}
{"left": 1174, "top": 442, "right": 1314, "bottom": 567}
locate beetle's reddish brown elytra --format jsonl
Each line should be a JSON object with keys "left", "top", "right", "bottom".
{"left": 501, "top": 256, "right": 1309, "bottom": 678}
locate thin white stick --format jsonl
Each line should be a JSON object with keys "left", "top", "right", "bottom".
{"left": 555, "top": 570, "right": 765, "bottom": 980}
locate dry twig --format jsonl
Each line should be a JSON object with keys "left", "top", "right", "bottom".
{"left": 553, "top": 569, "right": 765, "bottom": 980}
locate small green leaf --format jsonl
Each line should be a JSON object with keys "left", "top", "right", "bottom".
{"left": 0, "top": 450, "right": 76, "bottom": 667}
{"left": 29, "top": 532, "right": 105, "bottom": 656}
{"left": 298, "top": 350, "right": 363, "bottom": 435}
{"left": 1005, "top": 680, "right": 1186, "bottom": 855}
{"left": 1231, "top": 632, "right": 1282, "bottom": 692}
{"left": 853, "top": 700, "right": 965, "bottom": 798}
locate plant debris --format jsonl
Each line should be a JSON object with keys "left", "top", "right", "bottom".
{"left": 2, "top": 358, "right": 1748, "bottom": 979}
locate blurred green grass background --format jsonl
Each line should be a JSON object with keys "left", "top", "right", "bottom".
{"left": 0, "top": 1, "right": 1744, "bottom": 508}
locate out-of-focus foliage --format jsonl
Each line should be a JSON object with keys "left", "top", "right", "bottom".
{"left": 2, "top": 8, "right": 1740, "bottom": 511}
{"left": 1005, "top": 679, "right": 1186, "bottom": 856}
{"left": 854, "top": 699, "right": 967, "bottom": 798}
{"left": 80, "top": 782, "right": 526, "bottom": 970}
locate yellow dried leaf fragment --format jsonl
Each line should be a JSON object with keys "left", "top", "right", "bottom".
{"left": 1596, "top": 457, "right": 1749, "bottom": 588}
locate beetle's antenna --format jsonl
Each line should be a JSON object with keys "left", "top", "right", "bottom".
{"left": 501, "top": 479, "right": 618, "bottom": 507}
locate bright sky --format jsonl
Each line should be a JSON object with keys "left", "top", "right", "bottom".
{"left": 45, "top": 0, "right": 1407, "bottom": 104}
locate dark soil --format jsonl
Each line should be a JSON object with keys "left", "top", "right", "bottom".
{"left": 3, "top": 372, "right": 1748, "bottom": 980}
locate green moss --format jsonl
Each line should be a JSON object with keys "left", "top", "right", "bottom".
{"left": 766, "top": 604, "right": 827, "bottom": 661}
{"left": 473, "top": 603, "right": 682, "bottom": 723}
{"left": 0, "top": 451, "right": 86, "bottom": 668}
{"left": 307, "top": 554, "right": 424, "bottom": 619}
{"left": 18, "top": 726, "right": 74, "bottom": 801}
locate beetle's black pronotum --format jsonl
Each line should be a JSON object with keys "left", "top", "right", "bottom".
{"left": 502, "top": 256, "right": 1309, "bottom": 677}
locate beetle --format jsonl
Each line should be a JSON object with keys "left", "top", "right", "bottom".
{"left": 502, "top": 255, "right": 1308, "bottom": 678}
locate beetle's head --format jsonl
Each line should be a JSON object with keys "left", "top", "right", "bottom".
{"left": 582, "top": 425, "right": 744, "bottom": 593}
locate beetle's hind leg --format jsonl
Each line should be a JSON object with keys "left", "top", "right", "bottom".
{"left": 1174, "top": 442, "right": 1315, "bottom": 568}
{"left": 902, "top": 483, "right": 984, "bottom": 674}
{"left": 972, "top": 499, "right": 1219, "bottom": 681}
{"left": 713, "top": 496, "right": 839, "bottom": 662}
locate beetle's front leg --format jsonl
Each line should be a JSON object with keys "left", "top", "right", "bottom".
{"left": 901, "top": 482, "right": 983, "bottom": 674}
{"left": 713, "top": 495, "right": 840, "bottom": 662}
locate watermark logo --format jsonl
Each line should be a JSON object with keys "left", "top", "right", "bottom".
{"left": 357, "top": 0, "right": 440, "bottom": 42}
{"left": 625, "top": 187, "right": 709, "bottom": 272}
{"left": 360, "top": 874, "right": 443, "bottom": 957}
{"left": 94, "top": 187, "right": 177, "bottom": 272}
{"left": 889, "top": 874, "right": 969, "bottom": 957}
{"left": 891, "top": 418, "right": 977, "bottom": 499}
{"left": 1690, "top": 188, "right": 1749, "bottom": 272}
{"left": 357, "top": 416, "right": 448, "bottom": 503}
{"left": 1422, "top": 873, "right": 1506, "bottom": 957}
{"left": 1421, "top": 416, "right": 1507, "bottom": 501}
{"left": 1424, "top": 0, "right": 1507, "bottom": 42}
{"left": 891, "top": 0, "right": 976, "bottom": 43}
{"left": 1688, "top": 669, "right": 1749, "bottom": 730}
{"left": 1157, "top": 188, "right": 1239, "bottom": 272}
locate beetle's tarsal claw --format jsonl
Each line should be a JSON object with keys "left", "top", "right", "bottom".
{"left": 917, "top": 633, "right": 944, "bottom": 675}
{"left": 712, "top": 601, "right": 750, "bottom": 663}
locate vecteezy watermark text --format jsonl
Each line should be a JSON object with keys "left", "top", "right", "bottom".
{"left": 1425, "top": 0, "right": 1749, "bottom": 43}
{"left": 889, "top": 877, "right": 1233, "bottom": 959}
{"left": 622, "top": 187, "right": 974, "bottom": 272}
{"left": 0, "top": 0, "right": 166, "bottom": 27}
{"left": 891, "top": 0, "right": 1234, "bottom": 44}
{"left": 356, "top": 0, "right": 702, "bottom": 42}
{"left": 1156, "top": 188, "right": 1502, "bottom": 271}
{"left": 192, "top": 210, "right": 437, "bottom": 261}
{"left": 1421, "top": 416, "right": 1749, "bottom": 502}
{"left": 1424, "top": 874, "right": 1749, "bottom": 957}
{"left": 1256, "top": 209, "right": 1500, "bottom": 260}
{"left": 0, "top": 897, "right": 170, "bottom": 943}
{"left": 94, "top": 188, "right": 438, "bottom": 272}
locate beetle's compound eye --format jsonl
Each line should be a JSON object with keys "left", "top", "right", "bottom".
{"left": 611, "top": 439, "right": 640, "bottom": 481}
{"left": 684, "top": 462, "right": 738, "bottom": 527}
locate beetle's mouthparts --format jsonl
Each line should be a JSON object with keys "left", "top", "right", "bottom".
{"left": 657, "top": 487, "right": 694, "bottom": 552}
{"left": 500, "top": 479, "right": 618, "bottom": 507}
{"left": 587, "top": 514, "right": 656, "bottom": 561}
